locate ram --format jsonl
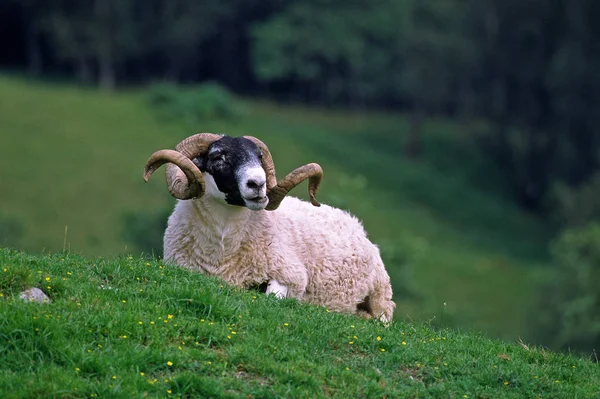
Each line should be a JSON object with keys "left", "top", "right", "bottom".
{"left": 143, "top": 133, "right": 396, "bottom": 321}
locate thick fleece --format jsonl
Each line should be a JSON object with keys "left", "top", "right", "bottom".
{"left": 164, "top": 195, "right": 396, "bottom": 321}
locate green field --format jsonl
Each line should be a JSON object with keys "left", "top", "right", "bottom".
{"left": 0, "top": 75, "right": 552, "bottom": 342}
{"left": 1, "top": 249, "right": 598, "bottom": 399}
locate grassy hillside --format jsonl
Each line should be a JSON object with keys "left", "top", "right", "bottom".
{"left": 0, "top": 249, "right": 598, "bottom": 399}
{"left": 0, "top": 75, "right": 551, "bottom": 342}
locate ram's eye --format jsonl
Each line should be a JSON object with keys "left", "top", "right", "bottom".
{"left": 212, "top": 152, "right": 226, "bottom": 162}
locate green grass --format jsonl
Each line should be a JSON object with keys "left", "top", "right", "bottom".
{"left": 0, "top": 75, "right": 552, "bottom": 343}
{"left": 0, "top": 248, "right": 598, "bottom": 399}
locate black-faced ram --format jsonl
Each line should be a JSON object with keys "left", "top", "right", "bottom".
{"left": 143, "top": 133, "right": 396, "bottom": 322}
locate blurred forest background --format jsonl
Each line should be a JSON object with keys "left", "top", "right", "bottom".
{"left": 1, "top": 0, "right": 600, "bottom": 355}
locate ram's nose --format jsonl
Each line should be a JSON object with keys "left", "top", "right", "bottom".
{"left": 246, "top": 178, "right": 266, "bottom": 190}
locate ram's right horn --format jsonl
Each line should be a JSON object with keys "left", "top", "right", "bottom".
{"left": 143, "top": 149, "right": 205, "bottom": 199}
{"left": 143, "top": 133, "right": 222, "bottom": 200}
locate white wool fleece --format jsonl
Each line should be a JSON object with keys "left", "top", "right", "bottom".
{"left": 164, "top": 195, "right": 396, "bottom": 321}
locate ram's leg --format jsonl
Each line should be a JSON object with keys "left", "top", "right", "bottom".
{"left": 367, "top": 270, "right": 396, "bottom": 325}
{"left": 268, "top": 263, "right": 307, "bottom": 301}
{"left": 265, "top": 280, "right": 289, "bottom": 299}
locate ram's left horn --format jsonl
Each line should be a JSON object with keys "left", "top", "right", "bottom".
{"left": 265, "top": 163, "right": 323, "bottom": 211}
{"left": 243, "top": 136, "right": 322, "bottom": 211}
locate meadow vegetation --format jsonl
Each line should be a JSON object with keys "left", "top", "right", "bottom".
{"left": 0, "top": 75, "right": 551, "bottom": 344}
{"left": 1, "top": 248, "right": 599, "bottom": 399}
{"left": 3, "top": 0, "right": 600, "bottom": 390}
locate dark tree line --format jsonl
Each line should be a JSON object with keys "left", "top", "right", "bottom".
{"left": 2, "top": 0, "right": 600, "bottom": 212}
{"left": 1, "top": 0, "right": 283, "bottom": 91}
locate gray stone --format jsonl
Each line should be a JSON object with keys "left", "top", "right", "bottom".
{"left": 19, "top": 288, "right": 51, "bottom": 303}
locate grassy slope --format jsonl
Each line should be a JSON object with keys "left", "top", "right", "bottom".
{"left": 1, "top": 249, "right": 598, "bottom": 399}
{"left": 0, "top": 75, "right": 550, "bottom": 342}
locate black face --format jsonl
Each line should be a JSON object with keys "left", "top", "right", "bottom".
{"left": 192, "top": 136, "right": 264, "bottom": 207}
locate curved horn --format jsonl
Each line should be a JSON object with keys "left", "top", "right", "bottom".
{"left": 175, "top": 133, "right": 222, "bottom": 157}
{"left": 243, "top": 136, "right": 277, "bottom": 190}
{"left": 266, "top": 163, "right": 323, "bottom": 211}
{"left": 143, "top": 149, "right": 205, "bottom": 199}
{"left": 143, "top": 133, "right": 222, "bottom": 200}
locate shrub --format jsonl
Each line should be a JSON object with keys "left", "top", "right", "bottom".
{"left": 325, "top": 172, "right": 368, "bottom": 211}
{"left": 0, "top": 213, "right": 24, "bottom": 250}
{"left": 121, "top": 207, "right": 172, "bottom": 257}
{"left": 532, "top": 223, "right": 600, "bottom": 353}
{"left": 551, "top": 173, "right": 600, "bottom": 228}
{"left": 146, "top": 82, "right": 246, "bottom": 126}
{"left": 377, "top": 239, "right": 419, "bottom": 301}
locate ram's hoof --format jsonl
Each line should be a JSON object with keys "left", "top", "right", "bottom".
{"left": 266, "top": 280, "right": 288, "bottom": 299}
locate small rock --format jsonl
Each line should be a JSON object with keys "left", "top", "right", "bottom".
{"left": 19, "top": 288, "right": 51, "bottom": 303}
